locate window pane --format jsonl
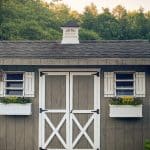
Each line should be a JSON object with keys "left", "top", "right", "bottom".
{"left": 116, "top": 73, "right": 133, "bottom": 80}
{"left": 116, "top": 89, "right": 134, "bottom": 96}
{"left": 116, "top": 81, "right": 133, "bottom": 88}
{"left": 6, "top": 90, "right": 23, "bottom": 96}
{"left": 6, "top": 82, "right": 23, "bottom": 88}
{"left": 6, "top": 73, "right": 23, "bottom": 80}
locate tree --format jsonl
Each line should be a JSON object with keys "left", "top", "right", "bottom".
{"left": 127, "top": 8, "right": 148, "bottom": 39}
{"left": 95, "top": 11, "right": 119, "bottom": 39}
{"left": 0, "top": 0, "right": 150, "bottom": 40}
{"left": 79, "top": 28, "right": 100, "bottom": 40}
{"left": 69, "top": 10, "right": 81, "bottom": 23}
{"left": 81, "top": 3, "right": 98, "bottom": 30}
{"left": 112, "top": 5, "right": 130, "bottom": 39}
{"left": 113, "top": 5, "right": 127, "bottom": 19}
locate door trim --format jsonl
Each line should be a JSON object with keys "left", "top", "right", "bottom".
{"left": 39, "top": 72, "right": 70, "bottom": 149}
{"left": 69, "top": 72, "right": 100, "bottom": 149}
{"left": 39, "top": 71, "right": 100, "bottom": 150}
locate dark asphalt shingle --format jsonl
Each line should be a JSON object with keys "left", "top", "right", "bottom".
{"left": 0, "top": 40, "right": 149, "bottom": 59}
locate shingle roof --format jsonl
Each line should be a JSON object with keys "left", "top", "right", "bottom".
{"left": 0, "top": 40, "right": 149, "bottom": 59}
{"left": 61, "top": 21, "right": 79, "bottom": 27}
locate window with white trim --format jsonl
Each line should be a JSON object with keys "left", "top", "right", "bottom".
{"left": 4, "top": 72, "right": 24, "bottom": 96}
{"left": 115, "top": 72, "right": 135, "bottom": 96}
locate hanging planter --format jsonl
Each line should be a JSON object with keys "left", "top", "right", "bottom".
{"left": 0, "top": 97, "right": 32, "bottom": 115}
{"left": 109, "top": 97, "right": 143, "bottom": 118}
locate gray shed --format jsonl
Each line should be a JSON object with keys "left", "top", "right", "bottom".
{"left": 0, "top": 23, "right": 150, "bottom": 150}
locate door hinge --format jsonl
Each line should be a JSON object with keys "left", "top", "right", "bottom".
{"left": 91, "top": 109, "right": 100, "bottom": 114}
{"left": 40, "top": 72, "right": 45, "bottom": 77}
{"left": 39, "top": 147, "right": 46, "bottom": 150}
{"left": 39, "top": 108, "right": 48, "bottom": 113}
{"left": 92, "top": 72, "right": 100, "bottom": 77}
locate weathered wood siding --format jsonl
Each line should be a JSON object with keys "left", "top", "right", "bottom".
{"left": 0, "top": 66, "right": 39, "bottom": 150}
{"left": 100, "top": 66, "right": 150, "bottom": 150}
{"left": 0, "top": 65, "right": 149, "bottom": 150}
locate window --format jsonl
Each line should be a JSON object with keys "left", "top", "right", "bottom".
{"left": 4, "top": 72, "right": 24, "bottom": 96}
{"left": 65, "top": 28, "right": 76, "bottom": 37}
{"left": 115, "top": 73, "right": 134, "bottom": 96}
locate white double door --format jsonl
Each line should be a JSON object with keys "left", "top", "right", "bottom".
{"left": 39, "top": 72, "right": 100, "bottom": 150}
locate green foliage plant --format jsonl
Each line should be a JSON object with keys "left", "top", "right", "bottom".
{"left": 109, "top": 96, "right": 142, "bottom": 105}
{"left": 0, "top": 97, "right": 31, "bottom": 104}
{"left": 144, "top": 140, "right": 150, "bottom": 150}
{"left": 79, "top": 28, "right": 100, "bottom": 40}
{"left": 0, "top": 1, "right": 150, "bottom": 40}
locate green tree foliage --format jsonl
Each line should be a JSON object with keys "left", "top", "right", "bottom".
{"left": 79, "top": 28, "right": 100, "bottom": 40}
{"left": 81, "top": 3, "right": 98, "bottom": 30}
{"left": 112, "top": 5, "right": 129, "bottom": 39}
{"left": 95, "top": 10, "right": 119, "bottom": 39}
{"left": 0, "top": 0, "right": 150, "bottom": 40}
{"left": 144, "top": 140, "right": 150, "bottom": 150}
{"left": 0, "top": 0, "right": 62, "bottom": 40}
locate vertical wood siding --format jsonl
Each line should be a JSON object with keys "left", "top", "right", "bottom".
{"left": 0, "top": 69, "right": 39, "bottom": 150}
{"left": 0, "top": 66, "right": 149, "bottom": 150}
{"left": 101, "top": 70, "right": 150, "bottom": 150}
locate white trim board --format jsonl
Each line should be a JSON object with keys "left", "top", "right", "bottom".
{"left": 39, "top": 71, "right": 100, "bottom": 150}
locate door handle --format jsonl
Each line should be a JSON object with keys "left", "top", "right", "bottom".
{"left": 91, "top": 109, "right": 99, "bottom": 114}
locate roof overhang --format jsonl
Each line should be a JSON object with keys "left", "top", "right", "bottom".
{"left": 0, "top": 58, "right": 149, "bottom": 65}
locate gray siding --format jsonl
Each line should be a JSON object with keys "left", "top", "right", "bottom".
{"left": 0, "top": 66, "right": 149, "bottom": 150}
{"left": 0, "top": 69, "right": 39, "bottom": 150}
{"left": 100, "top": 70, "right": 150, "bottom": 150}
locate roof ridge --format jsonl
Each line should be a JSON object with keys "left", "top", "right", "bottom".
{"left": 0, "top": 40, "right": 148, "bottom": 44}
{"left": 0, "top": 40, "right": 60, "bottom": 43}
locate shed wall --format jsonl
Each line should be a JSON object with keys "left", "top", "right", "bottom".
{"left": 0, "top": 66, "right": 149, "bottom": 150}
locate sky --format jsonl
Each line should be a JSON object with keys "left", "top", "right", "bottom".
{"left": 45, "top": 0, "right": 150, "bottom": 13}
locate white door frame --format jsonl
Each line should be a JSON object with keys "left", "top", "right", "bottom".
{"left": 39, "top": 71, "right": 100, "bottom": 150}
{"left": 70, "top": 72, "right": 100, "bottom": 150}
{"left": 39, "top": 72, "right": 70, "bottom": 150}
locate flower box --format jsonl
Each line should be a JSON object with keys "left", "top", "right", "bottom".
{"left": 0, "top": 103, "right": 32, "bottom": 115}
{"left": 109, "top": 104, "right": 142, "bottom": 118}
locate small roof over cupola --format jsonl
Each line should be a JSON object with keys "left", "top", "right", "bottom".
{"left": 61, "top": 21, "right": 80, "bottom": 44}
{"left": 61, "top": 20, "right": 80, "bottom": 27}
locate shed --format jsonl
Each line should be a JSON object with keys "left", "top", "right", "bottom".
{"left": 0, "top": 23, "right": 150, "bottom": 150}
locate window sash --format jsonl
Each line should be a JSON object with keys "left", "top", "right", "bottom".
{"left": 115, "top": 73, "right": 135, "bottom": 96}
{"left": 4, "top": 72, "right": 24, "bottom": 97}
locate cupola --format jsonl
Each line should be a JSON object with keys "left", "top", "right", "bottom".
{"left": 61, "top": 21, "right": 80, "bottom": 44}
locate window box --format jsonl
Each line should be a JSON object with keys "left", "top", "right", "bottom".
{"left": 109, "top": 104, "right": 142, "bottom": 118}
{"left": 0, "top": 103, "right": 32, "bottom": 115}
{"left": 109, "top": 97, "right": 142, "bottom": 118}
{"left": 0, "top": 97, "right": 32, "bottom": 115}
